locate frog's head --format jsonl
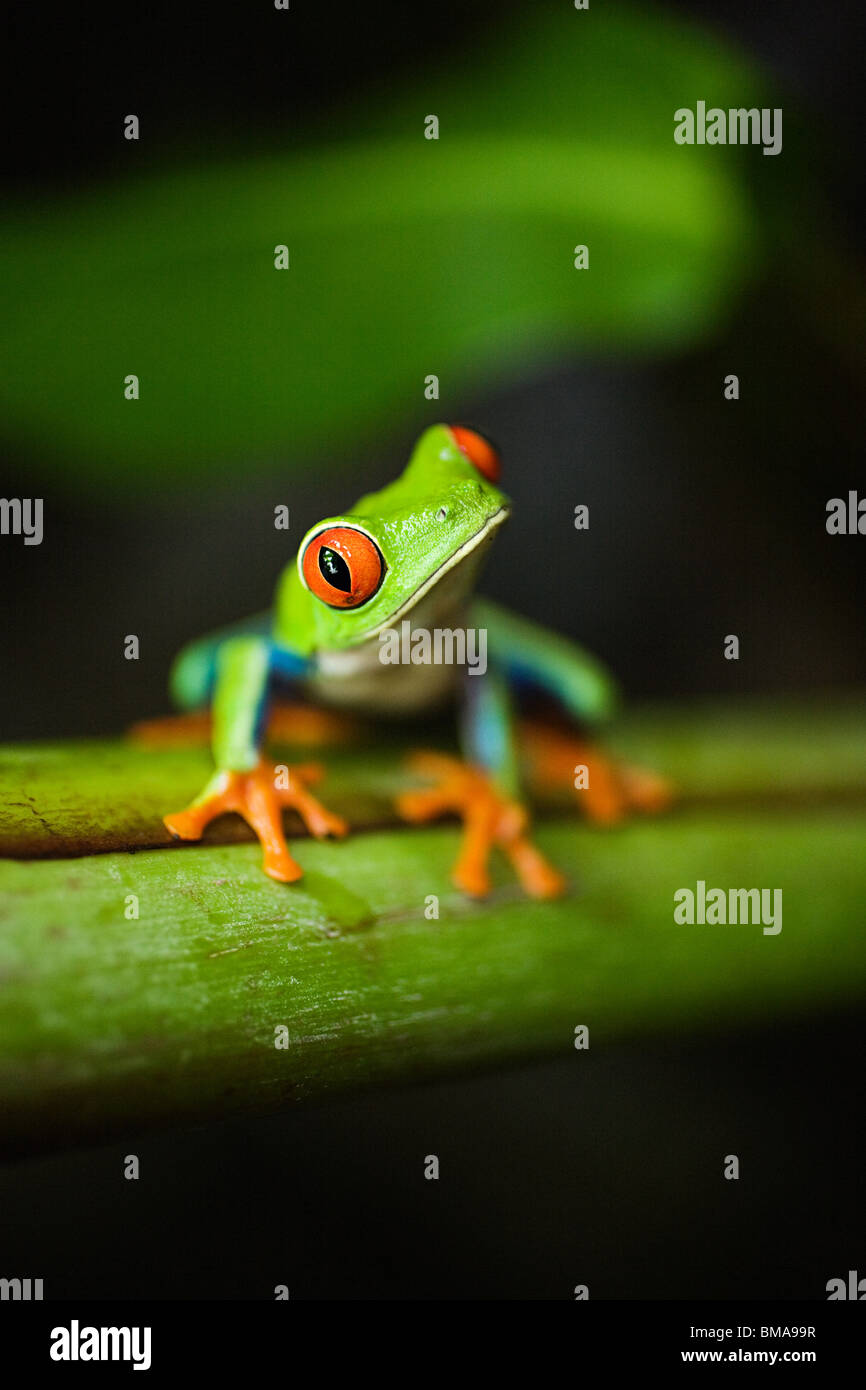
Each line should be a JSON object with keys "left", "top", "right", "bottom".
{"left": 295, "top": 423, "right": 510, "bottom": 649}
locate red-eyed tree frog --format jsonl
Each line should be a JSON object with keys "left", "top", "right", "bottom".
{"left": 161, "top": 424, "right": 667, "bottom": 897}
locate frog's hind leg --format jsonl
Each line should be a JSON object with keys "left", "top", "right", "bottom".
{"left": 475, "top": 596, "right": 672, "bottom": 823}
{"left": 130, "top": 615, "right": 270, "bottom": 746}
{"left": 130, "top": 614, "right": 359, "bottom": 750}
{"left": 520, "top": 715, "right": 673, "bottom": 824}
{"left": 133, "top": 605, "right": 364, "bottom": 753}
{"left": 130, "top": 710, "right": 214, "bottom": 747}
{"left": 131, "top": 702, "right": 357, "bottom": 749}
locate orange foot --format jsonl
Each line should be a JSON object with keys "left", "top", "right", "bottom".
{"left": 396, "top": 752, "right": 566, "bottom": 900}
{"left": 521, "top": 720, "right": 673, "bottom": 824}
{"left": 163, "top": 758, "right": 347, "bottom": 883}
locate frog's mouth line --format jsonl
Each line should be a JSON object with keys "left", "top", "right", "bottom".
{"left": 357, "top": 505, "right": 510, "bottom": 644}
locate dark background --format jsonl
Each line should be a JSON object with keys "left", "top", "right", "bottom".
{"left": 2, "top": 0, "right": 866, "bottom": 741}
{"left": 1, "top": 0, "right": 863, "bottom": 1299}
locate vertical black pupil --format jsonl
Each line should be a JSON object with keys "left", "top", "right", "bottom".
{"left": 319, "top": 547, "right": 352, "bottom": 592}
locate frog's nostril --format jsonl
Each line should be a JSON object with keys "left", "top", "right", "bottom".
{"left": 437, "top": 507, "right": 448, "bottom": 521}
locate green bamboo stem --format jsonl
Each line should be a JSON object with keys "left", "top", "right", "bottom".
{"left": 1, "top": 694, "right": 864, "bottom": 1157}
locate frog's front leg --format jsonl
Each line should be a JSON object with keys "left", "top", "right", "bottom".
{"left": 163, "top": 636, "right": 347, "bottom": 882}
{"left": 397, "top": 667, "right": 566, "bottom": 900}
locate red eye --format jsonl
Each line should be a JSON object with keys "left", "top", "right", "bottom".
{"left": 302, "top": 527, "right": 384, "bottom": 608}
{"left": 450, "top": 425, "right": 501, "bottom": 483}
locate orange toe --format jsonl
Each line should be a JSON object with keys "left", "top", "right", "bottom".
{"left": 163, "top": 758, "right": 346, "bottom": 882}
{"left": 163, "top": 808, "right": 209, "bottom": 841}
{"left": 452, "top": 858, "right": 492, "bottom": 899}
{"left": 273, "top": 763, "right": 348, "bottom": 839}
{"left": 398, "top": 752, "right": 565, "bottom": 901}
{"left": 619, "top": 763, "right": 674, "bottom": 814}
{"left": 505, "top": 837, "right": 567, "bottom": 899}
{"left": 521, "top": 719, "right": 673, "bottom": 824}
{"left": 263, "top": 850, "right": 305, "bottom": 884}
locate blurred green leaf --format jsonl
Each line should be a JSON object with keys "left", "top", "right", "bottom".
{"left": 1, "top": 5, "right": 765, "bottom": 490}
